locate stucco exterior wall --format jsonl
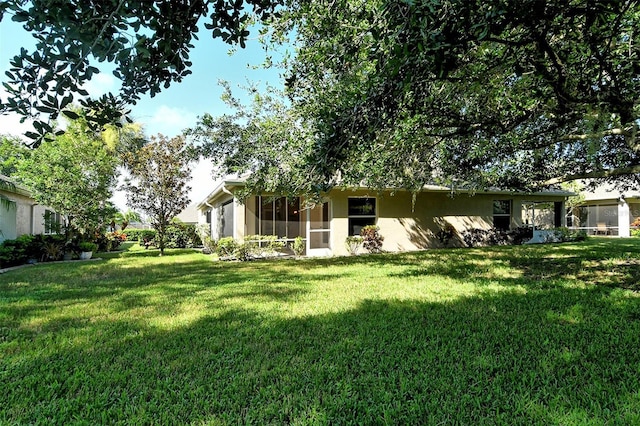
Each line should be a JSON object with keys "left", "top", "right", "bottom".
{"left": 0, "top": 189, "right": 52, "bottom": 241}
{"left": 328, "top": 189, "right": 566, "bottom": 256}
{"left": 197, "top": 182, "right": 568, "bottom": 257}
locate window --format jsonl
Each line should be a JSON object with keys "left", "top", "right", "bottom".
{"left": 44, "top": 209, "right": 61, "bottom": 234}
{"left": 255, "top": 196, "right": 301, "bottom": 238}
{"left": 348, "top": 197, "right": 376, "bottom": 236}
{"left": 493, "top": 200, "right": 511, "bottom": 231}
{"left": 205, "top": 209, "right": 212, "bottom": 224}
{"left": 220, "top": 200, "right": 234, "bottom": 238}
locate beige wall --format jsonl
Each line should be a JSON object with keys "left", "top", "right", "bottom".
{"left": 0, "top": 189, "right": 52, "bottom": 241}
{"left": 202, "top": 186, "right": 567, "bottom": 256}
{"left": 328, "top": 189, "right": 566, "bottom": 256}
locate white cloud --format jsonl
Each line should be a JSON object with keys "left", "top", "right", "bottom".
{"left": 138, "top": 105, "right": 198, "bottom": 138}
{"left": 0, "top": 113, "right": 33, "bottom": 139}
{"left": 189, "top": 159, "right": 215, "bottom": 204}
{"left": 82, "top": 72, "right": 118, "bottom": 97}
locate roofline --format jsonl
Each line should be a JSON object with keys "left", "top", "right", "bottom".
{"left": 0, "top": 174, "right": 32, "bottom": 197}
{"left": 196, "top": 178, "right": 246, "bottom": 209}
{"left": 196, "top": 179, "right": 575, "bottom": 208}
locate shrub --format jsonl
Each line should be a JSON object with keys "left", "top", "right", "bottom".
{"left": 79, "top": 241, "right": 98, "bottom": 252}
{"left": 360, "top": 225, "right": 384, "bottom": 253}
{"left": 435, "top": 223, "right": 456, "bottom": 247}
{"left": 510, "top": 226, "right": 534, "bottom": 245}
{"left": 122, "top": 229, "right": 157, "bottom": 243}
{"left": 233, "top": 242, "right": 254, "bottom": 262}
{"left": 201, "top": 235, "right": 217, "bottom": 254}
{"left": 462, "top": 228, "right": 492, "bottom": 247}
{"left": 0, "top": 234, "right": 38, "bottom": 267}
{"left": 462, "top": 226, "right": 587, "bottom": 248}
{"left": 632, "top": 228, "right": 640, "bottom": 237}
{"left": 244, "top": 235, "right": 285, "bottom": 256}
{"left": 345, "top": 236, "right": 363, "bottom": 255}
{"left": 551, "top": 227, "right": 588, "bottom": 242}
{"left": 95, "top": 231, "right": 127, "bottom": 252}
{"left": 292, "top": 236, "right": 305, "bottom": 257}
{"left": 215, "top": 237, "right": 238, "bottom": 258}
{"left": 163, "top": 223, "right": 202, "bottom": 249}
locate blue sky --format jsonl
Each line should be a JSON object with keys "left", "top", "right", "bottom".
{"left": 0, "top": 15, "right": 285, "bottom": 208}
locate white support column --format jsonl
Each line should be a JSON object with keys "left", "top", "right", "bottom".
{"left": 618, "top": 199, "right": 630, "bottom": 238}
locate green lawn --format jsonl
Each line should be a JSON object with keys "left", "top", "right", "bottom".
{"left": 1, "top": 239, "right": 640, "bottom": 425}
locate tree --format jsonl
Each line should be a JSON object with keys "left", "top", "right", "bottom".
{"left": 0, "top": 136, "right": 30, "bottom": 176}
{"left": 110, "top": 209, "right": 141, "bottom": 232}
{"left": 267, "top": 0, "right": 640, "bottom": 193}
{"left": 4, "top": 1, "right": 640, "bottom": 193}
{"left": 16, "top": 118, "right": 119, "bottom": 237}
{"left": 122, "top": 135, "right": 192, "bottom": 255}
{"left": 187, "top": 82, "right": 322, "bottom": 201}
{"left": 0, "top": 0, "right": 283, "bottom": 144}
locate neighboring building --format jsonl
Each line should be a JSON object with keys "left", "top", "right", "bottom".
{"left": 175, "top": 203, "right": 199, "bottom": 226}
{"left": 0, "top": 174, "right": 60, "bottom": 243}
{"left": 568, "top": 185, "right": 640, "bottom": 237}
{"left": 197, "top": 178, "right": 573, "bottom": 257}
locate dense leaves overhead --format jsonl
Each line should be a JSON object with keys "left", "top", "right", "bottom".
{"left": 0, "top": 0, "right": 282, "bottom": 144}
{"left": 277, "top": 0, "right": 640, "bottom": 191}
{"left": 3, "top": 0, "right": 640, "bottom": 193}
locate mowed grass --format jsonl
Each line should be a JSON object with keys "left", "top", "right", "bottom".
{"left": 1, "top": 239, "right": 640, "bottom": 425}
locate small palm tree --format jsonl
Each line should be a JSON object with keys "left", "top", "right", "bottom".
{"left": 112, "top": 209, "right": 141, "bottom": 231}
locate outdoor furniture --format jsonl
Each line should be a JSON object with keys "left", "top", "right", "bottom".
{"left": 596, "top": 223, "right": 609, "bottom": 235}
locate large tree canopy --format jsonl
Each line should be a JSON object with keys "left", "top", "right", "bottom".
{"left": 0, "top": 0, "right": 282, "bottom": 143}
{"left": 3, "top": 0, "right": 640, "bottom": 193}
{"left": 271, "top": 0, "right": 640, "bottom": 192}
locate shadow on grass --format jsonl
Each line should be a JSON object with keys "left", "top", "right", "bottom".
{"left": 2, "top": 239, "right": 640, "bottom": 423}
{"left": 2, "top": 287, "right": 640, "bottom": 424}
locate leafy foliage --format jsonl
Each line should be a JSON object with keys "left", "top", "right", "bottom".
{"left": 0, "top": 0, "right": 283, "bottom": 144}
{"left": 121, "top": 135, "right": 193, "bottom": 255}
{"left": 435, "top": 223, "right": 456, "bottom": 247}
{"left": 188, "top": 84, "right": 321, "bottom": 202}
{"left": 110, "top": 209, "right": 142, "bottom": 232}
{"left": 0, "top": 136, "right": 30, "bottom": 176}
{"left": 292, "top": 235, "right": 305, "bottom": 257}
{"left": 344, "top": 235, "right": 363, "bottom": 256}
{"left": 165, "top": 221, "right": 202, "bottom": 249}
{"left": 15, "top": 118, "right": 119, "bottom": 236}
{"left": 94, "top": 231, "right": 127, "bottom": 252}
{"left": 121, "top": 229, "right": 157, "bottom": 243}
{"left": 215, "top": 237, "right": 238, "bottom": 258}
{"left": 360, "top": 225, "right": 384, "bottom": 253}
{"left": 461, "top": 226, "right": 587, "bottom": 247}
{"left": 257, "top": 0, "right": 640, "bottom": 193}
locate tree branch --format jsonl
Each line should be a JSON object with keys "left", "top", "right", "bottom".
{"left": 541, "top": 163, "right": 640, "bottom": 186}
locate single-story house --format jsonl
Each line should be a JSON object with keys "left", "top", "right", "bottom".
{"left": 175, "top": 203, "right": 199, "bottom": 226}
{"left": 0, "top": 174, "right": 60, "bottom": 243}
{"left": 567, "top": 184, "right": 640, "bottom": 237}
{"left": 196, "top": 177, "right": 573, "bottom": 256}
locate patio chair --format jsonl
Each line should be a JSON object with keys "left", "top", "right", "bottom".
{"left": 596, "top": 222, "right": 609, "bottom": 235}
